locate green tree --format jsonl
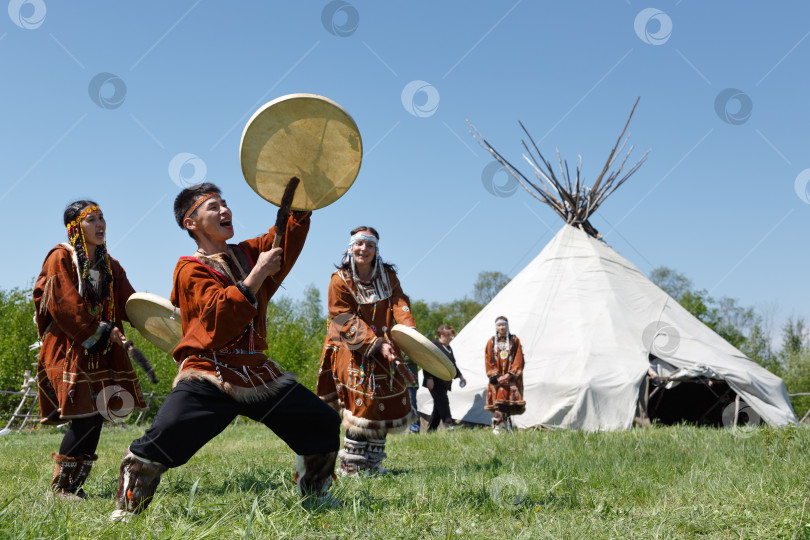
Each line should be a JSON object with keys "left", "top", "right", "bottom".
{"left": 0, "top": 287, "right": 39, "bottom": 419}
{"left": 778, "top": 317, "right": 810, "bottom": 418}
{"left": 263, "top": 285, "right": 327, "bottom": 391}
{"left": 649, "top": 267, "right": 693, "bottom": 300}
{"left": 648, "top": 267, "right": 772, "bottom": 368}
{"left": 781, "top": 316, "right": 808, "bottom": 358}
{"left": 473, "top": 271, "right": 510, "bottom": 305}
{"left": 411, "top": 298, "right": 482, "bottom": 339}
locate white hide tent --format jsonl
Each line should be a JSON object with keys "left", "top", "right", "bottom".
{"left": 417, "top": 225, "right": 797, "bottom": 430}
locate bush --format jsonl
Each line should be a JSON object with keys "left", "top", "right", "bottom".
{"left": 264, "top": 286, "right": 327, "bottom": 392}
{"left": 0, "top": 287, "right": 38, "bottom": 422}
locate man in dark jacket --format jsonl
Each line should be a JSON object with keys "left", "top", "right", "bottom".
{"left": 424, "top": 325, "right": 467, "bottom": 431}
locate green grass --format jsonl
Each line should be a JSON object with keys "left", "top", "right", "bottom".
{"left": 0, "top": 422, "right": 808, "bottom": 539}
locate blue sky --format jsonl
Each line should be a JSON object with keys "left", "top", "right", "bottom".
{"left": 2, "top": 1, "right": 809, "bottom": 340}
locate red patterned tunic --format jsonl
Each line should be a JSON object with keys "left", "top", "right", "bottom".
{"left": 34, "top": 244, "right": 147, "bottom": 424}
{"left": 169, "top": 212, "right": 309, "bottom": 401}
{"left": 484, "top": 335, "right": 526, "bottom": 415}
{"left": 316, "top": 267, "right": 416, "bottom": 437}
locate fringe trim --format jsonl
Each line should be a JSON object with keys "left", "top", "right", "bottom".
{"left": 172, "top": 369, "right": 296, "bottom": 403}
{"left": 59, "top": 242, "right": 84, "bottom": 297}
{"left": 40, "top": 276, "right": 57, "bottom": 315}
{"left": 341, "top": 409, "right": 417, "bottom": 438}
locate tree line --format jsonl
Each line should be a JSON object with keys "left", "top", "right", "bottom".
{"left": 1, "top": 268, "right": 808, "bottom": 422}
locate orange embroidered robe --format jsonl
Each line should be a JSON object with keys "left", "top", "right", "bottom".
{"left": 34, "top": 245, "right": 147, "bottom": 424}
{"left": 484, "top": 335, "right": 526, "bottom": 415}
{"left": 316, "top": 267, "right": 416, "bottom": 437}
{"left": 169, "top": 212, "right": 309, "bottom": 401}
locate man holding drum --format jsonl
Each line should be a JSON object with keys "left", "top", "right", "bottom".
{"left": 111, "top": 183, "right": 341, "bottom": 520}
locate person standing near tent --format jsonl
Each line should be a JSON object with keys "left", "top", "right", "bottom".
{"left": 425, "top": 324, "right": 466, "bottom": 431}
{"left": 484, "top": 316, "right": 525, "bottom": 434}
{"left": 34, "top": 200, "right": 148, "bottom": 500}
{"left": 316, "top": 226, "right": 417, "bottom": 476}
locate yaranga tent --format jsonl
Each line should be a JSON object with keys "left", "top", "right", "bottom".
{"left": 416, "top": 98, "right": 797, "bottom": 430}
{"left": 416, "top": 224, "right": 797, "bottom": 430}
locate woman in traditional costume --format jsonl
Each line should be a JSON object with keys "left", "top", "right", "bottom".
{"left": 34, "top": 200, "right": 147, "bottom": 499}
{"left": 316, "top": 226, "right": 417, "bottom": 476}
{"left": 484, "top": 316, "right": 525, "bottom": 434}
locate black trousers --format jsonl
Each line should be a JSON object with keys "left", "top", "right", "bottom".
{"left": 427, "top": 384, "right": 453, "bottom": 431}
{"left": 59, "top": 414, "right": 104, "bottom": 457}
{"left": 130, "top": 379, "right": 341, "bottom": 467}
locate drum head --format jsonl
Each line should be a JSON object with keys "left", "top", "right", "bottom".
{"left": 240, "top": 93, "right": 363, "bottom": 211}
{"left": 390, "top": 324, "right": 457, "bottom": 381}
{"left": 125, "top": 293, "right": 182, "bottom": 354}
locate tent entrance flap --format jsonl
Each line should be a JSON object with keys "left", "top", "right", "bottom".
{"left": 644, "top": 375, "right": 751, "bottom": 427}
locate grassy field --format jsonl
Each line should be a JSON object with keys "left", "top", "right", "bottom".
{"left": 0, "top": 422, "right": 808, "bottom": 539}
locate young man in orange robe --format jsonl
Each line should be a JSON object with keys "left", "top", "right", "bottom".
{"left": 111, "top": 183, "right": 341, "bottom": 521}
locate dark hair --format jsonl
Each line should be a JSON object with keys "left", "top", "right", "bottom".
{"left": 495, "top": 316, "right": 508, "bottom": 324}
{"left": 173, "top": 183, "right": 221, "bottom": 239}
{"left": 350, "top": 225, "right": 379, "bottom": 239}
{"left": 64, "top": 200, "right": 98, "bottom": 226}
{"left": 63, "top": 199, "right": 111, "bottom": 306}
{"left": 337, "top": 225, "right": 396, "bottom": 273}
{"left": 437, "top": 324, "right": 455, "bottom": 338}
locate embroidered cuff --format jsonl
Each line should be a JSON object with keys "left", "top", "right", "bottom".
{"left": 83, "top": 322, "right": 112, "bottom": 353}
{"left": 236, "top": 281, "right": 258, "bottom": 307}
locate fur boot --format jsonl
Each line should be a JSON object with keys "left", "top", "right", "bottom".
{"left": 68, "top": 453, "right": 97, "bottom": 499}
{"left": 50, "top": 453, "right": 83, "bottom": 501}
{"left": 110, "top": 448, "right": 167, "bottom": 522}
{"left": 366, "top": 437, "right": 389, "bottom": 475}
{"left": 338, "top": 436, "right": 368, "bottom": 477}
{"left": 295, "top": 452, "right": 339, "bottom": 506}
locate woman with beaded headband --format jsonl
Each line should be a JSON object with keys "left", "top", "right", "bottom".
{"left": 316, "top": 226, "right": 418, "bottom": 476}
{"left": 33, "top": 200, "right": 147, "bottom": 500}
{"left": 484, "top": 316, "right": 526, "bottom": 434}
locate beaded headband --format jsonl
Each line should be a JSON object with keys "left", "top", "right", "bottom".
{"left": 184, "top": 193, "right": 216, "bottom": 222}
{"left": 65, "top": 205, "right": 101, "bottom": 234}
{"left": 348, "top": 232, "right": 378, "bottom": 248}
{"left": 67, "top": 205, "right": 100, "bottom": 228}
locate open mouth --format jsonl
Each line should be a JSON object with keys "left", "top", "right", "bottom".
{"left": 220, "top": 220, "right": 232, "bottom": 227}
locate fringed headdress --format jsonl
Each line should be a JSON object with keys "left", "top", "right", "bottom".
{"left": 342, "top": 231, "right": 392, "bottom": 304}
{"left": 65, "top": 205, "right": 115, "bottom": 318}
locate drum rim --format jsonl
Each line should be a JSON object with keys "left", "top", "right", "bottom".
{"left": 390, "top": 324, "right": 457, "bottom": 381}
{"left": 238, "top": 93, "right": 363, "bottom": 211}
